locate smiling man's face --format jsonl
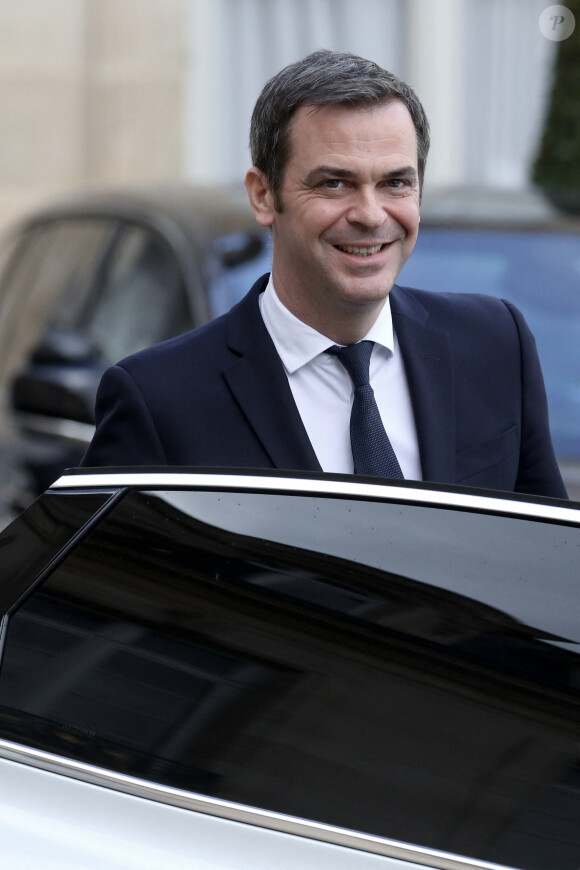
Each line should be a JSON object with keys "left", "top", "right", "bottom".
{"left": 246, "top": 99, "right": 420, "bottom": 341}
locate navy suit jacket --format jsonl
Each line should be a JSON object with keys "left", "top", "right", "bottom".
{"left": 81, "top": 274, "right": 567, "bottom": 499}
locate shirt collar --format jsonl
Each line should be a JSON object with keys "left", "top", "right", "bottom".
{"left": 260, "top": 275, "right": 395, "bottom": 375}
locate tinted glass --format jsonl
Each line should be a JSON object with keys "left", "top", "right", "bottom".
{"left": 208, "top": 231, "right": 272, "bottom": 317}
{"left": 34, "top": 220, "right": 115, "bottom": 327}
{"left": 78, "top": 224, "right": 192, "bottom": 364}
{"left": 0, "top": 488, "right": 579, "bottom": 870}
{"left": 0, "top": 222, "right": 111, "bottom": 386}
{"left": 398, "top": 228, "right": 580, "bottom": 456}
{"left": 0, "top": 491, "right": 114, "bottom": 612}
{"left": 0, "top": 231, "right": 22, "bottom": 327}
{"left": 0, "top": 232, "right": 18, "bottom": 279}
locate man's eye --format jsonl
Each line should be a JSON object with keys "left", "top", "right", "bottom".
{"left": 324, "top": 179, "right": 344, "bottom": 190}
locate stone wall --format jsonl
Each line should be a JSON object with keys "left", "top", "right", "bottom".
{"left": 0, "top": 0, "right": 186, "bottom": 235}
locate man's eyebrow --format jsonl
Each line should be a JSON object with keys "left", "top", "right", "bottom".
{"left": 384, "top": 165, "right": 418, "bottom": 181}
{"left": 303, "top": 166, "right": 357, "bottom": 185}
{"left": 303, "top": 165, "right": 418, "bottom": 185}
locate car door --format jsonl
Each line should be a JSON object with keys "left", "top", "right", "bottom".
{"left": 0, "top": 472, "right": 578, "bottom": 869}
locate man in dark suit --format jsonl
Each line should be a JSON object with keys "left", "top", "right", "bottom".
{"left": 82, "top": 50, "right": 567, "bottom": 499}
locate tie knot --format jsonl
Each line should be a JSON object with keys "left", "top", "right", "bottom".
{"left": 327, "top": 340, "right": 374, "bottom": 388}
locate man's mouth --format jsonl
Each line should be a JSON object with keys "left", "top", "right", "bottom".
{"left": 335, "top": 244, "right": 386, "bottom": 257}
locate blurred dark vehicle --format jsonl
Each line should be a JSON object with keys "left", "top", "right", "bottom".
{"left": 0, "top": 185, "right": 271, "bottom": 510}
{"left": 399, "top": 187, "right": 580, "bottom": 499}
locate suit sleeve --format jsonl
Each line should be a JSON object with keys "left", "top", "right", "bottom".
{"left": 81, "top": 364, "right": 167, "bottom": 468}
{"left": 504, "top": 301, "right": 568, "bottom": 499}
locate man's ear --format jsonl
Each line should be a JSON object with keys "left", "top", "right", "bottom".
{"left": 245, "top": 167, "right": 276, "bottom": 227}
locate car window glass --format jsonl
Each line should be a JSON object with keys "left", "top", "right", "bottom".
{"left": 398, "top": 228, "right": 580, "bottom": 307}
{"left": 208, "top": 231, "right": 272, "bottom": 317}
{"left": 0, "top": 231, "right": 21, "bottom": 307}
{"left": 0, "top": 488, "right": 578, "bottom": 869}
{"left": 160, "top": 490, "right": 580, "bottom": 643}
{"left": 35, "top": 220, "right": 114, "bottom": 324}
{"left": 0, "top": 221, "right": 113, "bottom": 385}
{"left": 0, "top": 226, "right": 55, "bottom": 327}
{"left": 0, "top": 230, "right": 41, "bottom": 388}
{"left": 0, "top": 491, "right": 114, "bottom": 613}
{"left": 77, "top": 225, "right": 191, "bottom": 365}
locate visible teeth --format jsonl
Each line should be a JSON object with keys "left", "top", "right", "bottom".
{"left": 338, "top": 244, "right": 383, "bottom": 256}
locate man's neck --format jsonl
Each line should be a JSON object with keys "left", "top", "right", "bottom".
{"left": 272, "top": 283, "right": 388, "bottom": 345}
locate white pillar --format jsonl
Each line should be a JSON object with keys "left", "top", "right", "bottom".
{"left": 184, "top": 0, "right": 220, "bottom": 182}
{"left": 404, "top": 0, "right": 467, "bottom": 187}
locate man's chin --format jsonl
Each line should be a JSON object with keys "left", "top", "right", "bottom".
{"left": 331, "top": 286, "right": 392, "bottom": 314}
{"left": 338, "top": 274, "right": 397, "bottom": 303}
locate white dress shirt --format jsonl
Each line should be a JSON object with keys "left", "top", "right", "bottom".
{"left": 259, "top": 277, "right": 422, "bottom": 479}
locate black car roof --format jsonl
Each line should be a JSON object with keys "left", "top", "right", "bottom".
{"left": 12, "top": 183, "right": 261, "bottom": 243}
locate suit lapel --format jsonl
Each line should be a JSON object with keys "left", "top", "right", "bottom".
{"left": 223, "top": 279, "right": 322, "bottom": 472}
{"left": 390, "top": 286, "right": 456, "bottom": 483}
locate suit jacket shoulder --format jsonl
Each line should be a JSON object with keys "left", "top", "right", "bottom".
{"left": 81, "top": 274, "right": 320, "bottom": 471}
{"left": 390, "top": 283, "right": 566, "bottom": 498}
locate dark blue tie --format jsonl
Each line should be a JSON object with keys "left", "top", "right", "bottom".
{"left": 327, "top": 340, "right": 404, "bottom": 479}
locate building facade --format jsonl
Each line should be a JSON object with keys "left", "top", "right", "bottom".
{"left": 0, "top": 0, "right": 558, "bottom": 235}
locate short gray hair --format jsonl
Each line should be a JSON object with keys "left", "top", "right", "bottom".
{"left": 249, "top": 49, "right": 430, "bottom": 207}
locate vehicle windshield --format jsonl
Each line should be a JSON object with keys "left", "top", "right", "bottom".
{"left": 398, "top": 227, "right": 580, "bottom": 457}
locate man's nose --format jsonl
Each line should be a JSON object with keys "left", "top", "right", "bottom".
{"left": 346, "top": 188, "right": 386, "bottom": 228}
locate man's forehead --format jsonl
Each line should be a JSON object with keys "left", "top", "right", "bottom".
{"left": 286, "top": 100, "right": 418, "bottom": 161}
{"left": 289, "top": 100, "right": 415, "bottom": 141}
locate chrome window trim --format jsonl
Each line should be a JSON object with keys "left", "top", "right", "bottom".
{"left": 51, "top": 471, "right": 580, "bottom": 524}
{"left": 0, "top": 738, "right": 516, "bottom": 870}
